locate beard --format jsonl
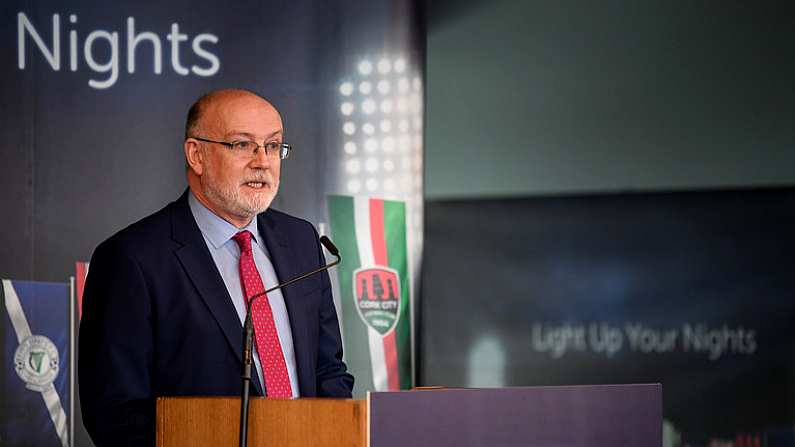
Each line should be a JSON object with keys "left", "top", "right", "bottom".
{"left": 201, "top": 168, "right": 279, "bottom": 221}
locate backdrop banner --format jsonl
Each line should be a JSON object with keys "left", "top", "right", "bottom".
{"left": 0, "top": 1, "right": 423, "bottom": 445}
{"left": 2, "top": 280, "right": 71, "bottom": 447}
{"left": 421, "top": 188, "right": 795, "bottom": 446}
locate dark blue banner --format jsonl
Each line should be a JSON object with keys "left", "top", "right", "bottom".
{"left": 2, "top": 280, "right": 71, "bottom": 447}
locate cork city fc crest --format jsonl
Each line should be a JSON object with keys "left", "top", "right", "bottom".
{"left": 353, "top": 267, "right": 401, "bottom": 335}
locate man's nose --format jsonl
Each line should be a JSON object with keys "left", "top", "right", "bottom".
{"left": 249, "top": 145, "right": 273, "bottom": 167}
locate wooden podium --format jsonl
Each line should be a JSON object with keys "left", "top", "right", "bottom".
{"left": 156, "top": 397, "right": 366, "bottom": 447}
{"left": 157, "top": 384, "right": 661, "bottom": 447}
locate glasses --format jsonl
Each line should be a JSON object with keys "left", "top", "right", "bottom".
{"left": 191, "top": 136, "right": 292, "bottom": 160}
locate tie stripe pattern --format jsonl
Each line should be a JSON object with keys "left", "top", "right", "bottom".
{"left": 232, "top": 231, "right": 293, "bottom": 398}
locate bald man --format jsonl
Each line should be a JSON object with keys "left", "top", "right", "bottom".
{"left": 79, "top": 89, "right": 353, "bottom": 446}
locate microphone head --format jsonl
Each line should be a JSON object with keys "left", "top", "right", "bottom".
{"left": 319, "top": 236, "right": 340, "bottom": 257}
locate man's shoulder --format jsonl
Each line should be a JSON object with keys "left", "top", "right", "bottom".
{"left": 259, "top": 208, "right": 320, "bottom": 246}
{"left": 262, "top": 207, "right": 315, "bottom": 230}
{"left": 95, "top": 198, "right": 182, "bottom": 257}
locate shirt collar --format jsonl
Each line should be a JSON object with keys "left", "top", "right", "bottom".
{"left": 188, "top": 191, "right": 263, "bottom": 250}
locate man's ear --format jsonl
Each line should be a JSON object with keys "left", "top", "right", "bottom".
{"left": 184, "top": 139, "right": 203, "bottom": 176}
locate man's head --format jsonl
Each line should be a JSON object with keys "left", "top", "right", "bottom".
{"left": 184, "top": 89, "right": 284, "bottom": 228}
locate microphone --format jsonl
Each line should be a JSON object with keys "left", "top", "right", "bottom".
{"left": 319, "top": 235, "right": 339, "bottom": 257}
{"left": 238, "top": 235, "right": 341, "bottom": 447}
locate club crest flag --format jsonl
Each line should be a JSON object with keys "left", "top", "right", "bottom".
{"left": 328, "top": 195, "right": 413, "bottom": 393}
{"left": 2, "top": 279, "right": 70, "bottom": 447}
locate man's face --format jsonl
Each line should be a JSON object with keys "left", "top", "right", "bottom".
{"left": 190, "top": 94, "right": 283, "bottom": 226}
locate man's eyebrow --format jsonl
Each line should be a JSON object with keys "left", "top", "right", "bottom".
{"left": 225, "top": 130, "right": 284, "bottom": 140}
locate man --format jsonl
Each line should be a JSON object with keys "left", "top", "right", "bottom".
{"left": 79, "top": 89, "right": 353, "bottom": 446}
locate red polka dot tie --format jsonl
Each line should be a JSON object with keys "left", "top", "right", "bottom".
{"left": 232, "top": 231, "right": 293, "bottom": 398}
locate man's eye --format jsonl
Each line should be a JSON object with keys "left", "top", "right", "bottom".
{"left": 265, "top": 142, "right": 281, "bottom": 151}
{"left": 234, "top": 141, "right": 256, "bottom": 151}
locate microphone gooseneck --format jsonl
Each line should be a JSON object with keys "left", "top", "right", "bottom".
{"left": 238, "top": 236, "right": 341, "bottom": 447}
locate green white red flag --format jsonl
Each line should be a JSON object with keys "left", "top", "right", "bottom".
{"left": 327, "top": 195, "right": 413, "bottom": 392}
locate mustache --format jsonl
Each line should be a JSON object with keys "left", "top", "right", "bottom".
{"left": 240, "top": 173, "right": 273, "bottom": 184}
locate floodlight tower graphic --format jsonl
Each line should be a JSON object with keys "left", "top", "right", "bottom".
{"left": 338, "top": 55, "right": 424, "bottom": 262}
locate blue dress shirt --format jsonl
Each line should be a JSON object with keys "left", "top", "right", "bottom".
{"left": 188, "top": 192, "right": 300, "bottom": 397}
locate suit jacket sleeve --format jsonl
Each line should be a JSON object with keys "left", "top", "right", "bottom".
{"left": 78, "top": 238, "right": 155, "bottom": 446}
{"left": 312, "top": 227, "right": 355, "bottom": 397}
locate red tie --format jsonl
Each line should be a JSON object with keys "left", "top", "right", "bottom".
{"left": 232, "top": 231, "right": 293, "bottom": 398}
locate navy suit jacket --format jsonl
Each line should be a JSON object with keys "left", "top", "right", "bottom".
{"left": 78, "top": 191, "right": 353, "bottom": 446}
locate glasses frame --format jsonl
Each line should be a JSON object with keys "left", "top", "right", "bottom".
{"left": 190, "top": 136, "right": 292, "bottom": 160}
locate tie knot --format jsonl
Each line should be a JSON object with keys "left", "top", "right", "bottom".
{"left": 232, "top": 231, "right": 254, "bottom": 254}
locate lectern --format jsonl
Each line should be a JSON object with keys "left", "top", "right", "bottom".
{"left": 156, "top": 397, "right": 366, "bottom": 447}
{"left": 156, "top": 384, "right": 661, "bottom": 447}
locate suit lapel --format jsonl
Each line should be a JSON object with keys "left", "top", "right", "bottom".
{"left": 170, "top": 192, "right": 265, "bottom": 395}
{"left": 258, "top": 212, "right": 311, "bottom": 396}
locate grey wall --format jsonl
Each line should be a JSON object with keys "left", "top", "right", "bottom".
{"left": 425, "top": 0, "right": 795, "bottom": 199}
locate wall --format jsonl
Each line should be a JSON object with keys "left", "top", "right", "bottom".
{"left": 425, "top": 0, "right": 795, "bottom": 199}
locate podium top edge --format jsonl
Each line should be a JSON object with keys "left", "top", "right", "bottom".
{"left": 367, "top": 383, "right": 662, "bottom": 395}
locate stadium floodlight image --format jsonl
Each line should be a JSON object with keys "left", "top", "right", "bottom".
{"left": 339, "top": 55, "right": 424, "bottom": 247}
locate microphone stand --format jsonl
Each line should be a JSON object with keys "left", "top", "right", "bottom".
{"left": 238, "top": 236, "right": 341, "bottom": 447}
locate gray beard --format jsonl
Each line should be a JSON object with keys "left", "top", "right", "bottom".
{"left": 201, "top": 175, "right": 278, "bottom": 222}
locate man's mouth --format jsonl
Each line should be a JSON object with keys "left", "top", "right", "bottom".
{"left": 244, "top": 181, "right": 267, "bottom": 189}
